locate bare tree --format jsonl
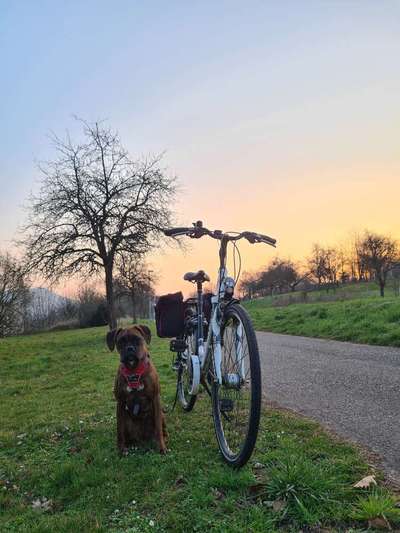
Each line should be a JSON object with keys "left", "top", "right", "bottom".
{"left": 259, "top": 258, "right": 298, "bottom": 294}
{"left": 324, "top": 248, "right": 339, "bottom": 286}
{"left": 25, "top": 288, "right": 60, "bottom": 332}
{"left": 307, "top": 244, "right": 327, "bottom": 287}
{"left": 0, "top": 252, "right": 30, "bottom": 337}
{"left": 353, "top": 235, "right": 370, "bottom": 281}
{"left": 239, "top": 271, "right": 258, "bottom": 299}
{"left": 336, "top": 245, "right": 350, "bottom": 283}
{"left": 358, "top": 231, "right": 399, "bottom": 297}
{"left": 115, "top": 254, "right": 157, "bottom": 322}
{"left": 22, "top": 287, "right": 79, "bottom": 333}
{"left": 285, "top": 260, "right": 307, "bottom": 292}
{"left": 243, "top": 259, "right": 304, "bottom": 297}
{"left": 307, "top": 245, "right": 341, "bottom": 289}
{"left": 20, "top": 120, "right": 176, "bottom": 328}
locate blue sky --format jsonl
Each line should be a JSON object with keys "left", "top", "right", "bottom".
{"left": 1, "top": 1, "right": 399, "bottom": 292}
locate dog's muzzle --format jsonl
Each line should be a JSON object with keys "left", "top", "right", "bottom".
{"left": 121, "top": 346, "right": 138, "bottom": 366}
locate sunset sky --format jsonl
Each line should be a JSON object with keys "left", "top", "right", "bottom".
{"left": 1, "top": 1, "right": 399, "bottom": 295}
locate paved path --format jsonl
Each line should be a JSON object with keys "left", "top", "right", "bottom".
{"left": 256, "top": 332, "right": 400, "bottom": 481}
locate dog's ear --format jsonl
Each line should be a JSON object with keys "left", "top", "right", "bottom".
{"left": 106, "top": 328, "right": 122, "bottom": 351}
{"left": 136, "top": 324, "right": 151, "bottom": 345}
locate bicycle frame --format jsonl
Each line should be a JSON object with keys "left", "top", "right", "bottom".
{"left": 167, "top": 222, "right": 275, "bottom": 393}
{"left": 194, "top": 237, "right": 236, "bottom": 386}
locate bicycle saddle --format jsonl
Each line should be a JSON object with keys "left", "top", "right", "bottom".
{"left": 183, "top": 270, "right": 210, "bottom": 283}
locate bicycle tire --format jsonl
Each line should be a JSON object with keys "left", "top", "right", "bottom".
{"left": 177, "top": 331, "right": 197, "bottom": 412}
{"left": 211, "top": 303, "right": 261, "bottom": 467}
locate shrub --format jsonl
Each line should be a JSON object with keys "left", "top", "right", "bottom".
{"left": 77, "top": 287, "right": 108, "bottom": 328}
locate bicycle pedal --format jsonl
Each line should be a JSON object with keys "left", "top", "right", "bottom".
{"left": 219, "top": 399, "right": 234, "bottom": 413}
{"left": 172, "top": 361, "right": 180, "bottom": 371}
{"left": 170, "top": 339, "right": 187, "bottom": 352}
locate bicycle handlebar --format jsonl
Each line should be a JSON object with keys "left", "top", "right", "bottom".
{"left": 163, "top": 223, "right": 276, "bottom": 247}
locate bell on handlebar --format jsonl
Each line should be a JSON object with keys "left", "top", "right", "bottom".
{"left": 193, "top": 220, "right": 203, "bottom": 228}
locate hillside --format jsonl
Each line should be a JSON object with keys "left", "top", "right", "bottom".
{"left": 243, "top": 282, "right": 400, "bottom": 346}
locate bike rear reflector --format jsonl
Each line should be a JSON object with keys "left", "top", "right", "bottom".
{"left": 170, "top": 339, "right": 187, "bottom": 352}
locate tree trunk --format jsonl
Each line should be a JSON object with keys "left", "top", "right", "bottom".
{"left": 379, "top": 281, "right": 385, "bottom": 297}
{"left": 105, "top": 263, "right": 117, "bottom": 329}
{"left": 131, "top": 291, "right": 137, "bottom": 323}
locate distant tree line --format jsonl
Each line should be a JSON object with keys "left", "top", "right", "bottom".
{"left": 239, "top": 231, "right": 400, "bottom": 300}
{"left": 0, "top": 250, "right": 156, "bottom": 336}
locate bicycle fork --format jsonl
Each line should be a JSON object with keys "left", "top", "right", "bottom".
{"left": 211, "top": 303, "right": 245, "bottom": 389}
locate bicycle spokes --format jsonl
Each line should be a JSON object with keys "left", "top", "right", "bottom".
{"left": 216, "top": 314, "right": 252, "bottom": 455}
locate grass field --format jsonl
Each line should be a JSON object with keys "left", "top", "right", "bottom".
{"left": 1, "top": 325, "right": 399, "bottom": 532}
{"left": 249, "top": 281, "right": 399, "bottom": 307}
{"left": 244, "top": 283, "right": 400, "bottom": 347}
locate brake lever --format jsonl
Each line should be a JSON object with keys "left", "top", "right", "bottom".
{"left": 242, "top": 231, "right": 257, "bottom": 244}
{"left": 189, "top": 229, "right": 203, "bottom": 239}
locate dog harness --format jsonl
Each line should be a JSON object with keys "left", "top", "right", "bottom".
{"left": 120, "top": 360, "right": 149, "bottom": 391}
{"left": 120, "top": 360, "right": 150, "bottom": 417}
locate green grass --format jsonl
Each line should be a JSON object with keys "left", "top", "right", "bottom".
{"left": 1, "top": 326, "right": 399, "bottom": 531}
{"left": 352, "top": 489, "right": 400, "bottom": 524}
{"left": 253, "top": 280, "right": 399, "bottom": 308}
{"left": 244, "top": 295, "right": 400, "bottom": 346}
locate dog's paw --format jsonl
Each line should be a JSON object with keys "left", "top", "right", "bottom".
{"left": 119, "top": 447, "right": 129, "bottom": 457}
{"left": 159, "top": 446, "right": 167, "bottom": 455}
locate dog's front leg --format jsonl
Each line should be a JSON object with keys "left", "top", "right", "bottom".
{"left": 162, "top": 414, "right": 168, "bottom": 440}
{"left": 153, "top": 393, "right": 167, "bottom": 454}
{"left": 116, "top": 402, "right": 128, "bottom": 456}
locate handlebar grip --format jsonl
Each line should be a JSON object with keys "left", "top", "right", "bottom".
{"left": 258, "top": 234, "right": 277, "bottom": 246}
{"left": 242, "top": 231, "right": 276, "bottom": 246}
{"left": 163, "top": 227, "right": 192, "bottom": 237}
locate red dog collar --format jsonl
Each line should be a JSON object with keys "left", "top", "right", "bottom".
{"left": 120, "top": 360, "right": 149, "bottom": 391}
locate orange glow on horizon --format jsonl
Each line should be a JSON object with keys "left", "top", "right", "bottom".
{"left": 151, "top": 163, "right": 400, "bottom": 296}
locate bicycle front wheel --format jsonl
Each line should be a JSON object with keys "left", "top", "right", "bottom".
{"left": 177, "top": 330, "right": 197, "bottom": 412}
{"left": 211, "top": 303, "right": 261, "bottom": 467}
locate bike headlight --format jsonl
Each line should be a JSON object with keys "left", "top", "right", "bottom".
{"left": 224, "top": 277, "right": 235, "bottom": 298}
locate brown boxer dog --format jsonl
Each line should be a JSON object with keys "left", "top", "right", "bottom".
{"left": 106, "top": 324, "right": 167, "bottom": 455}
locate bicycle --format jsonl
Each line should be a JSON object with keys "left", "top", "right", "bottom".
{"left": 162, "top": 221, "right": 276, "bottom": 467}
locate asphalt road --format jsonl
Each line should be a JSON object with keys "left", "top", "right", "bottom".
{"left": 256, "top": 331, "right": 400, "bottom": 481}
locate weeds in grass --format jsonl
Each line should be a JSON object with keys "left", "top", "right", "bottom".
{"left": 352, "top": 488, "right": 400, "bottom": 525}
{"left": 108, "top": 502, "right": 162, "bottom": 533}
{"left": 257, "top": 455, "right": 346, "bottom": 526}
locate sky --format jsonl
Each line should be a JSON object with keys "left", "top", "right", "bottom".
{"left": 1, "top": 1, "right": 399, "bottom": 295}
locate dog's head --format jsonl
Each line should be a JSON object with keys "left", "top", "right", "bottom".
{"left": 106, "top": 324, "right": 151, "bottom": 368}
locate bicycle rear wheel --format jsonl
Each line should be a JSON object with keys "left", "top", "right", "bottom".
{"left": 211, "top": 303, "right": 261, "bottom": 467}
